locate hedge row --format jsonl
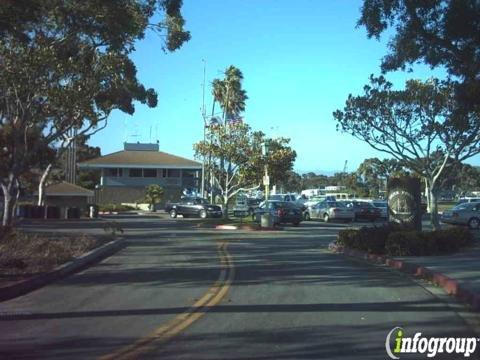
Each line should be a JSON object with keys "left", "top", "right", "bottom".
{"left": 337, "top": 225, "right": 473, "bottom": 256}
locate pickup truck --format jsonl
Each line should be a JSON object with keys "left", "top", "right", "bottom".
{"left": 165, "top": 197, "right": 222, "bottom": 219}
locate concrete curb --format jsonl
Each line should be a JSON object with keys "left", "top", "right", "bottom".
{"left": 0, "top": 237, "right": 126, "bottom": 302}
{"left": 331, "top": 244, "right": 480, "bottom": 311}
{"left": 214, "top": 224, "right": 283, "bottom": 231}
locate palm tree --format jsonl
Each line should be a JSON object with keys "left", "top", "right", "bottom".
{"left": 211, "top": 78, "right": 224, "bottom": 118}
{"left": 144, "top": 184, "right": 164, "bottom": 212}
{"left": 210, "top": 66, "right": 248, "bottom": 124}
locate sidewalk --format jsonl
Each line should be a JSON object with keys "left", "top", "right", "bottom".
{"left": 334, "top": 232, "right": 480, "bottom": 310}
{"left": 396, "top": 238, "right": 480, "bottom": 294}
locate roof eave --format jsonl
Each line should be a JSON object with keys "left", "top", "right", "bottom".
{"left": 79, "top": 164, "right": 201, "bottom": 169}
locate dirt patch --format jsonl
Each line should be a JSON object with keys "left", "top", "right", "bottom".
{"left": 0, "top": 230, "right": 112, "bottom": 277}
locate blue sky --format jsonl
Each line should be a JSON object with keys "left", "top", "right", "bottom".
{"left": 89, "top": 0, "right": 480, "bottom": 174}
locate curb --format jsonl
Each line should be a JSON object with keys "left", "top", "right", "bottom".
{"left": 214, "top": 224, "right": 283, "bottom": 231}
{"left": 331, "top": 244, "right": 480, "bottom": 311}
{"left": 0, "top": 237, "right": 126, "bottom": 302}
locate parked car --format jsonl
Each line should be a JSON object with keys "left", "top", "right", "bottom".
{"left": 457, "top": 197, "right": 480, "bottom": 205}
{"left": 370, "top": 200, "right": 388, "bottom": 220}
{"left": 344, "top": 200, "right": 382, "bottom": 222}
{"left": 253, "top": 200, "right": 302, "bottom": 226}
{"left": 165, "top": 197, "right": 222, "bottom": 219}
{"left": 233, "top": 197, "right": 261, "bottom": 217}
{"left": 269, "top": 193, "right": 297, "bottom": 202}
{"left": 441, "top": 201, "right": 480, "bottom": 229}
{"left": 303, "top": 200, "right": 355, "bottom": 222}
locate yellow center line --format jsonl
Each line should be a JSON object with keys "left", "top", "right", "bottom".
{"left": 99, "top": 241, "right": 234, "bottom": 360}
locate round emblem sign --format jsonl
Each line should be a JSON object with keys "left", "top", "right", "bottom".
{"left": 388, "top": 189, "right": 416, "bottom": 223}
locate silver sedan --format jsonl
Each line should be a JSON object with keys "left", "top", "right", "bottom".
{"left": 441, "top": 201, "right": 480, "bottom": 229}
{"left": 304, "top": 200, "right": 355, "bottom": 222}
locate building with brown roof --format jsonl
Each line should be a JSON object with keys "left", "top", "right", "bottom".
{"left": 33, "top": 182, "right": 94, "bottom": 218}
{"left": 79, "top": 143, "right": 202, "bottom": 206}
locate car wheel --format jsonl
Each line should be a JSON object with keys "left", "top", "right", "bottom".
{"left": 169, "top": 209, "right": 177, "bottom": 218}
{"left": 468, "top": 217, "right": 480, "bottom": 230}
{"left": 324, "top": 213, "right": 329, "bottom": 223}
{"left": 304, "top": 212, "right": 310, "bottom": 221}
{"left": 199, "top": 209, "right": 207, "bottom": 219}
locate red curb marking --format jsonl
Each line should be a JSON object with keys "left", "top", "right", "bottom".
{"left": 334, "top": 245, "right": 480, "bottom": 312}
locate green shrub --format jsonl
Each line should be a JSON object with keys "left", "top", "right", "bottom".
{"left": 385, "top": 227, "right": 473, "bottom": 256}
{"left": 386, "top": 231, "right": 429, "bottom": 256}
{"left": 339, "top": 224, "right": 474, "bottom": 256}
{"left": 337, "top": 223, "right": 407, "bottom": 254}
{"left": 337, "top": 229, "right": 361, "bottom": 248}
{"left": 428, "top": 227, "right": 473, "bottom": 254}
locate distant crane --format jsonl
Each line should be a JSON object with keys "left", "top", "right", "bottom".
{"left": 343, "top": 160, "right": 348, "bottom": 174}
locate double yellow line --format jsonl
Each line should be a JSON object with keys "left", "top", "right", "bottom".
{"left": 99, "top": 241, "right": 234, "bottom": 360}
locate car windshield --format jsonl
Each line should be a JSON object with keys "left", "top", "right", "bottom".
{"left": 326, "top": 201, "right": 344, "bottom": 208}
{"left": 269, "top": 195, "right": 283, "bottom": 201}
{"left": 453, "top": 203, "right": 472, "bottom": 210}
{"left": 193, "top": 198, "right": 208, "bottom": 205}
{"left": 356, "top": 202, "right": 373, "bottom": 208}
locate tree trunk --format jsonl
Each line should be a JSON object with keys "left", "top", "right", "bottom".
{"left": 424, "top": 178, "right": 431, "bottom": 213}
{"left": 1, "top": 179, "right": 18, "bottom": 227}
{"left": 223, "top": 199, "right": 229, "bottom": 219}
{"left": 428, "top": 183, "right": 441, "bottom": 230}
{"left": 223, "top": 187, "right": 229, "bottom": 219}
{"left": 38, "top": 163, "right": 53, "bottom": 206}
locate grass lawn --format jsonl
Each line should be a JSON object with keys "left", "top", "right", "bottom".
{"left": 437, "top": 201, "right": 457, "bottom": 213}
{"left": 187, "top": 215, "right": 258, "bottom": 226}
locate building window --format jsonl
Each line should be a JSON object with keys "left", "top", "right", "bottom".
{"left": 106, "top": 168, "right": 122, "bottom": 177}
{"left": 167, "top": 169, "right": 181, "bottom": 178}
{"left": 183, "top": 170, "right": 196, "bottom": 178}
{"left": 129, "top": 168, "right": 142, "bottom": 177}
{"left": 143, "top": 169, "right": 157, "bottom": 177}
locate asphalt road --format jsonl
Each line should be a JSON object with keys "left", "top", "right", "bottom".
{"left": 0, "top": 217, "right": 478, "bottom": 359}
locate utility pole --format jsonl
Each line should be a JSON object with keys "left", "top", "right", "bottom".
{"left": 201, "top": 59, "right": 206, "bottom": 198}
